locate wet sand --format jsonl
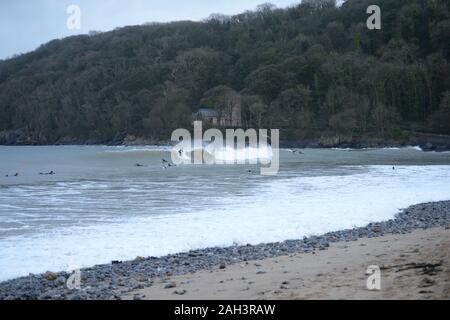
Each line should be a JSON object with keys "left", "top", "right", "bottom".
{"left": 124, "top": 227, "right": 450, "bottom": 300}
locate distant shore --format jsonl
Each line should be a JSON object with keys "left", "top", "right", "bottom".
{"left": 2, "top": 130, "right": 450, "bottom": 152}
{"left": 0, "top": 201, "right": 449, "bottom": 300}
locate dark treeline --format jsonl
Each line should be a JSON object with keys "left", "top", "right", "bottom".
{"left": 0, "top": 0, "right": 449, "bottom": 145}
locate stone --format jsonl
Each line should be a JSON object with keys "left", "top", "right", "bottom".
{"left": 418, "top": 277, "right": 435, "bottom": 288}
{"left": 164, "top": 282, "right": 177, "bottom": 289}
{"left": 173, "top": 290, "right": 187, "bottom": 295}
{"left": 44, "top": 271, "right": 58, "bottom": 281}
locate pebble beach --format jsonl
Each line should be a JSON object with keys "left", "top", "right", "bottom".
{"left": 0, "top": 201, "right": 449, "bottom": 300}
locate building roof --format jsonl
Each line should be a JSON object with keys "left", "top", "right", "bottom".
{"left": 194, "top": 108, "right": 219, "bottom": 118}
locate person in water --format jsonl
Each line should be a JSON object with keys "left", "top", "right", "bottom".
{"left": 5, "top": 172, "right": 20, "bottom": 177}
{"left": 39, "top": 171, "right": 55, "bottom": 175}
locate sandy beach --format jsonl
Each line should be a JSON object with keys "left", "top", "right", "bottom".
{"left": 124, "top": 227, "right": 450, "bottom": 300}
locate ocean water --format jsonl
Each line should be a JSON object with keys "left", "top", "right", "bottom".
{"left": 1, "top": 145, "right": 450, "bottom": 281}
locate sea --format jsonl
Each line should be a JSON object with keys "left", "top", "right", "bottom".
{"left": 1, "top": 145, "right": 450, "bottom": 281}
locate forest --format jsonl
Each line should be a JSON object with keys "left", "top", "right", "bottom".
{"left": 0, "top": 0, "right": 449, "bottom": 145}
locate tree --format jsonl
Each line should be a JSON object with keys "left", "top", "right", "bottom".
{"left": 241, "top": 93, "right": 267, "bottom": 129}
{"left": 201, "top": 85, "right": 242, "bottom": 127}
{"left": 329, "top": 108, "right": 358, "bottom": 134}
{"left": 172, "top": 48, "right": 228, "bottom": 101}
{"left": 428, "top": 91, "right": 450, "bottom": 134}
{"left": 324, "top": 21, "right": 347, "bottom": 52}
{"left": 302, "top": 0, "right": 336, "bottom": 9}
{"left": 0, "top": 0, "right": 448, "bottom": 144}
{"left": 245, "top": 65, "right": 286, "bottom": 102}
{"left": 269, "top": 86, "right": 313, "bottom": 136}
{"left": 371, "top": 103, "right": 401, "bottom": 137}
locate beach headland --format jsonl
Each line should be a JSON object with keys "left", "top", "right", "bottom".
{"left": 0, "top": 201, "right": 449, "bottom": 300}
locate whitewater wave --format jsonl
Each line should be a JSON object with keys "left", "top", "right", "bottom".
{"left": 331, "top": 145, "right": 423, "bottom": 152}
{"left": 1, "top": 165, "right": 449, "bottom": 281}
{"left": 102, "top": 146, "right": 172, "bottom": 153}
{"left": 174, "top": 143, "right": 274, "bottom": 164}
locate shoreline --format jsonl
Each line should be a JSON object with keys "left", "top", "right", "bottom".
{"left": 0, "top": 143, "right": 449, "bottom": 153}
{"left": 0, "top": 201, "right": 449, "bottom": 300}
{"left": 1, "top": 131, "right": 450, "bottom": 152}
{"left": 1, "top": 143, "right": 450, "bottom": 154}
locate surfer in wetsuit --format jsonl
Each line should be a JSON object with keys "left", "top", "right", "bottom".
{"left": 39, "top": 171, "right": 55, "bottom": 175}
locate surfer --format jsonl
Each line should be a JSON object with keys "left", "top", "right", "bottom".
{"left": 162, "top": 158, "right": 176, "bottom": 167}
{"left": 14, "top": 172, "right": 19, "bottom": 177}
{"left": 39, "top": 171, "right": 55, "bottom": 175}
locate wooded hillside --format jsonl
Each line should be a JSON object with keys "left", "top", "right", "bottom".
{"left": 0, "top": 0, "right": 449, "bottom": 145}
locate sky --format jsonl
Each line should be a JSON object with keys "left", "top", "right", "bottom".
{"left": 0, "top": 0, "right": 303, "bottom": 60}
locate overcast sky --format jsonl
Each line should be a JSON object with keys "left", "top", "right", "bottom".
{"left": 0, "top": 0, "right": 306, "bottom": 60}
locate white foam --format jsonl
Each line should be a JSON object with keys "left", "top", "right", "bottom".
{"left": 176, "top": 144, "right": 273, "bottom": 164}
{"left": 331, "top": 146, "right": 422, "bottom": 151}
{"left": 102, "top": 145, "right": 173, "bottom": 153}
{"left": 1, "top": 165, "right": 449, "bottom": 281}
